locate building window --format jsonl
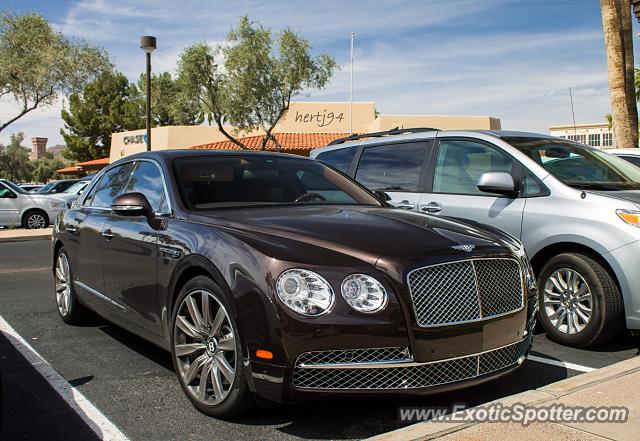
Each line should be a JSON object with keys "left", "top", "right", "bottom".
{"left": 602, "top": 132, "right": 613, "bottom": 147}
{"left": 588, "top": 133, "right": 600, "bottom": 147}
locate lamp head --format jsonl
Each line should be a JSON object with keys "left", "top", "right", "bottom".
{"left": 140, "top": 36, "right": 157, "bottom": 53}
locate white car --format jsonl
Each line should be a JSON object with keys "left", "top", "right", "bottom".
{"left": 0, "top": 179, "right": 65, "bottom": 229}
{"left": 606, "top": 148, "right": 640, "bottom": 167}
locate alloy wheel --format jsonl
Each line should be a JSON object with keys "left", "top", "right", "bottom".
{"left": 173, "top": 290, "right": 237, "bottom": 406}
{"left": 543, "top": 268, "right": 593, "bottom": 334}
{"left": 55, "top": 253, "right": 72, "bottom": 316}
{"left": 27, "top": 213, "right": 46, "bottom": 229}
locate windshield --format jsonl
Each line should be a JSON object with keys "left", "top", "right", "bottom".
{"left": 1, "top": 180, "right": 28, "bottom": 195}
{"left": 173, "top": 155, "right": 381, "bottom": 210}
{"left": 37, "top": 182, "right": 56, "bottom": 193}
{"left": 504, "top": 137, "right": 640, "bottom": 191}
{"left": 64, "top": 181, "right": 88, "bottom": 194}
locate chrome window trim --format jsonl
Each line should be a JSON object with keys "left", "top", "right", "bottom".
{"left": 406, "top": 257, "right": 526, "bottom": 328}
{"left": 76, "top": 158, "right": 172, "bottom": 216}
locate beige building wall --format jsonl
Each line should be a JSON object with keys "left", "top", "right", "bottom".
{"left": 275, "top": 102, "right": 375, "bottom": 134}
{"left": 369, "top": 115, "right": 501, "bottom": 132}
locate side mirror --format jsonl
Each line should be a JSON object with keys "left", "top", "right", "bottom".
{"left": 477, "top": 172, "right": 518, "bottom": 197}
{"left": 111, "top": 192, "right": 154, "bottom": 218}
{"left": 371, "top": 190, "right": 391, "bottom": 202}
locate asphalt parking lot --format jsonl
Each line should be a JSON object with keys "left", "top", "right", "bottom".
{"left": 1, "top": 240, "right": 639, "bottom": 441}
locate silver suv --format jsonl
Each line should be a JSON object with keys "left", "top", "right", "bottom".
{"left": 312, "top": 129, "right": 640, "bottom": 348}
{"left": 0, "top": 179, "right": 65, "bottom": 228}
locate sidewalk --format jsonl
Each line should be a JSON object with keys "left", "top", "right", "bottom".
{"left": 0, "top": 227, "right": 52, "bottom": 243}
{"left": 369, "top": 356, "right": 640, "bottom": 441}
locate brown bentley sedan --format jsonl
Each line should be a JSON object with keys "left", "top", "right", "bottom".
{"left": 52, "top": 150, "right": 537, "bottom": 417}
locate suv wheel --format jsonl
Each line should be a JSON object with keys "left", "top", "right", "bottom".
{"left": 538, "top": 253, "right": 623, "bottom": 348}
{"left": 55, "top": 248, "right": 91, "bottom": 324}
{"left": 23, "top": 210, "right": 49, "bottom": 229}
{"left": 171, "top": 276, "right": 254, "bottom": 418}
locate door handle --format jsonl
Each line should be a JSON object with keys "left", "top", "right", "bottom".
{"left": 420, "top": 202, "right": 442, "bottom": 214}
{"left": 101, "top": 229, "right": 114, "bottom": 240}
{"left": 394, "top": 200, "right": 416, "bottom": 210}
{"left": 66, "top": 225, "right": 78, "bottom": 234}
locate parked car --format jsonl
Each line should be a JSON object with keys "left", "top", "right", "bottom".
{"left": 312, "top": 129, "right": 640, "bottom": 348}
{"left": 37, "top": 179, "right": 80, "bottom": 194}
{"left": 52, "top": 151, "right": 536, "bottom": 417}
{"left": 0, "top": 179, "right": 65, "bottom": 228}
{"left": 20, "top": 183, "right": 45, "bottom": 193}
{"left": 605, "top": 148, "right": 640, "bottom": 167}
{"left": 42, "top": 179, "right": 92, "bottom": 208}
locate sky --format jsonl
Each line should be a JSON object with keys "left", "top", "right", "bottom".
{"left": 1, "top": 0, "right": 638, "bottom": 147}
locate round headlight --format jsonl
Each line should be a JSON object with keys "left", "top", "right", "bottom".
{"left": 276, "top": 269, "right": 334, "bottom": 316}
{"left": 341, "top": 274, "right": 388, "bottom": 313}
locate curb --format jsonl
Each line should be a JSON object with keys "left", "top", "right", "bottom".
{"left": 366, "top": 356, "right": 640, "bottom": 441}
{"left": 0, "top": 230, "right": 52, "bottom": 243}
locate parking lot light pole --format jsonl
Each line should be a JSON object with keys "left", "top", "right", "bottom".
{"left": 140, "top": 36, "right": 157, "bottom": 152}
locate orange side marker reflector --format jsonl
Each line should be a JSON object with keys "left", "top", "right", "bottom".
{"left": 256, "top": 349, "right": 273, "bottom": 360}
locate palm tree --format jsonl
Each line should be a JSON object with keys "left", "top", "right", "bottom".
{"left": 600, "top": 0, "right": 638, "bottom": 148}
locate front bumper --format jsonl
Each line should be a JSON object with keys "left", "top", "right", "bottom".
{"left": 247, "top": 298, "right": 537, "bottom": 403}
{"left": 604, "top": 239, "right": 640, "bottom": 330}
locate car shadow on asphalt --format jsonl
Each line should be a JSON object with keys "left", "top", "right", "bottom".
{"left": 0, "top": 332, "right": 101, "bottom": 441}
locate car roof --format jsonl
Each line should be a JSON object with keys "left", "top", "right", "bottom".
{"left": 312, "top": 130, "right": 558, "bottom": 154}
{"left": 605, "top": 148, "right": 640, "bottom": 156}
{"left": 112, "top": 149, "right": 315, "bottom": 165}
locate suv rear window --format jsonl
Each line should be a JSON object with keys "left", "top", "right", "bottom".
{"left": 316, "top": 147, "right": 356, "bottom": 173}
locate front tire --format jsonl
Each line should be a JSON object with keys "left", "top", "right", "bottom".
{"left": 537, "top": 253, "right": 623, "bottom": 348}
{"left": 54, "top": 248, "right": 91, "bottom": 325}
{"left": 170, "top": 276, "right": 254, "bottom": 418}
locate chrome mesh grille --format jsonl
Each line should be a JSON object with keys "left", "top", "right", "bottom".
{"left": 297, "top": 347, "right": 410, "bottom": 366}
{"left": 407, "top": 258, "right": 524, "bottom": 327}
{"left": 292, "top": 336, "right": 531, "bottom": 390}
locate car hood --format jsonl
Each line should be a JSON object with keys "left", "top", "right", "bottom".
{"left": 588, "top": 190, "right": 640, "bottom": 208}
{"left": 189, "top": 205, "right": 514, "bottom": 266}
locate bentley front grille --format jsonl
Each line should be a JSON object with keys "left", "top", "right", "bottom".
{"left": 292, "top": 336, "right": 531, "bottom": 390}
{"left": 407, "top": 258, "right": 524, "bottom": 327}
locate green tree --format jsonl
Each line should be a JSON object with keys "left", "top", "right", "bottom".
{"left": 61, "top": 71, "right": 142, "bottom": 162}
{"left": 0, "top": 12, "right": 111, "bottom": 134}
{"left": 0, "top": 132, "right": 33, "bottom": 182}
{"left": 136, "top": 72, "right": 204, "bottom": 126}
{"left": 31, "top": 156, "right": 65, "bottom": 182}
{"left": 178, "top": 16, "right": 337, "bottom": 151}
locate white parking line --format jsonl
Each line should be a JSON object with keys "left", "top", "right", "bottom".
{"left": 0, "top": 314, "right": 129, "bottom": 441}
{"left": 527, "top": 354, "right": 596, "bottom": 373}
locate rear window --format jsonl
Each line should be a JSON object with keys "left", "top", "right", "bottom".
{"left": 316, "top": 147, "right": 357, "bottom": 173}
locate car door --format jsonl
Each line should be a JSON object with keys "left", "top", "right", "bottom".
{"left": 101, "top": 160, "right": 169, "bottom": 335}
{"left": 0, "top": 182, "right": 20, "bottom": 226}
{"left": 66, "top": 163, "right": 134, "bottom": 314}
{"left": 421, "top": 138, "right": 526, "bottom": 238}
{"left": 354, "top": 141, "right": 432, "bottom": 211}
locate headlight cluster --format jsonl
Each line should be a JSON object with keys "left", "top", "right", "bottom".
{"left": 276, "top": 269, "right": 388, "bottom": 316}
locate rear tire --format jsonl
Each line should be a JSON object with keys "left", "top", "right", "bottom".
{"left": 23, "top": 210, "right": 49, "bottom": 229}
{"left": 537, "top": 253, "right": 623, "bottom": 348}
{"left": 170, "top": 276, "right": 255, "bottom": 418}
{"left": 54, "top": 248, "right": 92, "bottom": 325}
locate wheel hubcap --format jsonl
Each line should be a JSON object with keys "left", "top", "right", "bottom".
{"left": 55, "top": 253, "right": 71, "bottom": 316}
{"left": 173, "top": 290, "right": 237, "bottom": 405}
{"left": 28, "top": 214, "right": 46, "bottom": 229}
{"left": 543, "top": 268, "right": 593, "bottom": 334}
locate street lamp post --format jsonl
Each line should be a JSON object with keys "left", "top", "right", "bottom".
{"left": 140, "top": 36, "right": 157, "bottom": 152}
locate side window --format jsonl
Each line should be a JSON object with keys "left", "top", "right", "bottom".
{"left": 619, "top": 155, "right": 640, "bottom": 167}
{"left": 522, "top": 170, "right": 548, "bottom": 197}
{"left": 316, "top": 147, "right": 357, "bottom": 174}
{"left": 123, "top": 161, "right": 168, "bottom": 213}
{"left": 355, "top": 142, "right": 428, "bottom": 192}
{"left": 433, "top": 140, "right": 514, "bottom": 195}
{"left": 0, "top": 183, "right": 15, "bottom": 199}
{"left": 85, "top": 163, "right": 134, "bottom": 208}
